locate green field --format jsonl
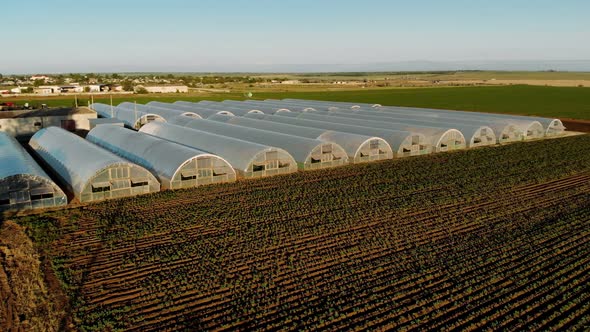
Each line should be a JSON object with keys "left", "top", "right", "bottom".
{"left": 4, "top": 85, "right": 590, "bottom": 120}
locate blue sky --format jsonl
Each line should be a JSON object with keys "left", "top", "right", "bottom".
{"left": 1, "top": 0, "right": 589, "bottom": 73}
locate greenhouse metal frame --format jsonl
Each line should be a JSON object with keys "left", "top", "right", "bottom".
{"left": 87, "top": 125, "right": 236, "bottom": 190}
{"left": 29, "top": 127, "right": 160, "bottom": 203}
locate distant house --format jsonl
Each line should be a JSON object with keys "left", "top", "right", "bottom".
{"left": 87, "top": 84, "right": 110, "bottom": 92}
{"left": 34, "top": 86, "right": 61, "bottom": 94}
{"left": 30, "top": 75, "right": 50, "bottom": 81}
{"left": 139, "top": 85, "right": 188, "bottom": 93}
{"left": 60, "top": 85, "right": 84, "bottom": 93}
{"left": 281, "top": 80, "right": 300, "bottom": 85}
{"left": 0, "top": 107, "right": 97, "bottom": 139}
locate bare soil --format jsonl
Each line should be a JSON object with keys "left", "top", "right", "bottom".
{"left": 0, "top": 221, "right": 70, "bottom": 331}
{"left": 561, "top": 119, "right": 590, "bottom": 133}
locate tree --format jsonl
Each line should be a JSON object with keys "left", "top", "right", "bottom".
{"left": 122, "top": 81, "right": 134, "bottom": 91}
{"left": 136, "top": 87, "right": 148, "bottom": 94}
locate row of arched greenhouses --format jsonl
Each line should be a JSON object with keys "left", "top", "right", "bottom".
{"left": 0, "top": 98, "right": 565, "bottom": 211}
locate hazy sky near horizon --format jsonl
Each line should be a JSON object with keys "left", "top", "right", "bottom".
{"left": 1, "top": 0, "right": 589, "bottom": 73}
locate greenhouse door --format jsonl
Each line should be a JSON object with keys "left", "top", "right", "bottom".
{"left": 61, "top": 120, "right": 76, "bottom": 131}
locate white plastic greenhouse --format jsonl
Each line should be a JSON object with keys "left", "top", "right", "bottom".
{"left": 168, "top": 116, "right": 349, "bottom": 170}
{"left": 208, "top": 113, "right": 393, "bottom": 163}
{"left": 0, "top": 132, "right": 67, "bottom": 211}
{"left": 147, "top": 101, "right": 236, "bottom": 118}
{"left": 139, "top": 122, "right": 297, "bottom": 178}
{"left": 221, "top": 100, "right": 292, "bottom": 114}
{"left": 317, "top": 109, "right": 496, "bottom": 148}
{"left": 87, "top": 125, "right": 236, "bottom": 190}
{"left": 281, "top": 112, "right": 466, "bottom": 152}
{"left": 247, "top": 100, "right": 317, "bottom": 113}
{"left": 281, "top": 99, "right": 564, "bottom": 137}
{"left": 117, "top": 102, "right": 202, "bottom": 121}
{"left": 29, "top": 127, "right": 160, "bottom": 203}
{"left": 315, "top": 106, "right": 521, "bottom": 144}
{"left": 244, "top": 113, "right": 431, "bottom": 157}
{"left": 90, "top": 103, "right": 166, "bottom": 129}
{"left": 196, "top": 102, "right": 265, "bottom": 116}
{"left": 173, "top": 101, "right": 237, "bottom": 117}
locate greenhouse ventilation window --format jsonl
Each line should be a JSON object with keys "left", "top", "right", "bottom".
{"left": 252, "top": 164, "right": 265, "bottom": 172}
{"left": 131, "top": 179, "right": 149, "bottom": 187}
{"left": 92, "top": 182, "right": 111, "bottom": 193}
{"left": 31, "top": 193, "right": 54, "bottom": 200}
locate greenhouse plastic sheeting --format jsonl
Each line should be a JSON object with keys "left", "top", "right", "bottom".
{"left": 147, "top": 101, "right": 235, "bottom": 118}
{"left": 139, "top": 122, "right": 297, "bottom": 177}
{"left": 87, "top": 125, "right": 236, "bottom": 189}
{"left": 245, "top": 113, "right": 431, "bottom": 157}
{"left": 316, "top": 109, "right": 496, "bottom": 147}
{"left": 90, "top": 103, "right": 166, "bottom": 129}
{"left": 284, "top": 112, "right": 466, "bottom": 152}
{"left": 0, "top": 132, "right": 67, "bottom": 210}
{"left": 117, "top": 102, "right": 201, "bottom": 121}
{"left": 29, "top": 127, "right": 160, "bottom": 202}
{"left": 208, "top": 113, "right": 393, "bottom": 161}
{"left": 221, "top": 100, "right": 291, "bottom": 114}
{"left": 281, "top": 99, "right": 564, "bottom": 136}
{"left": 167, "top": 116, "right": 349, "bottom": 169}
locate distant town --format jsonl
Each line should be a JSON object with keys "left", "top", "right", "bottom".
{"left": 0, "top": 73, "right": 366, "bottom": 97}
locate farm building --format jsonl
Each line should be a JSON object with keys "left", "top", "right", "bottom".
{"left": 148, "top": 101, "right": 235, "bottom": 118}
{"left": 87, "top": 125, "right": 236, "bottom": 189}
{"left": 29, "top": 127, "right": 160, "bottom": 203}
{"left": 91, "top": 103, "right": 166, "bottom": 129}
{"left": 0, "top": 132, "right": 67, "bottom": 211}
{"left": 0, "top": 107, "right": 97, "bottom": 140}
{"left": 117, "top": 102, "right": 202, "bottom": 121}
{"left": 33, "top": 85, "right": 61, "bottom": 95}
{"left": 208, "top": 113, "right": 393, "bottom": 162}
{"left": 168, "top": 116, "right": 349, "bottom": 170}
{"left": 140, "top": 122, "right": 297, "bottom": 178}
{"left": 278, "top": 112, "right": 466, "bottom": 152}
{"left": 244, "top": 113, "right": 431, "bottom": 157}
{"left": 139, "top": 85, "right": 189, "bottom": 93}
